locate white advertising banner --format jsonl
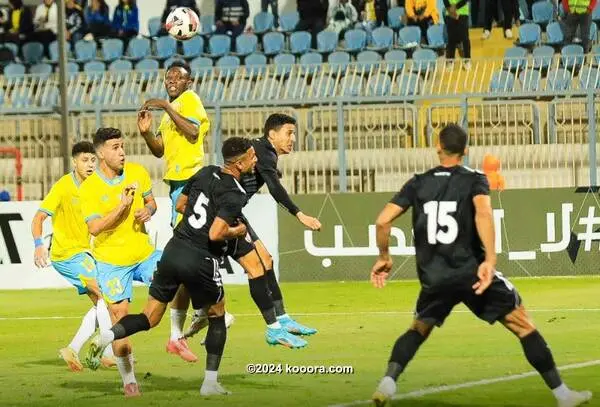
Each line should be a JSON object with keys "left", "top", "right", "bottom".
{"left": 0, "top": 195, "right": 278, "bottom": 290}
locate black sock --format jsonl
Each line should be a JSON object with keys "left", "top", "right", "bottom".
{"left": 265, "top": 269, "right": 285, "bottom": 316}
{"left": 385, "top": 330, "right": 427, "bottom": 381}
{"left": 520, "top": 330, "right": 562, "bottom": 389}
{"left": 111, "top": 314, "right": 150, "bottom": 340}
{"left": 205, "top": 315, "right": 227, "bottom": 372}
{"left": 248, "top": 275, "right": 277, "bottom": 325}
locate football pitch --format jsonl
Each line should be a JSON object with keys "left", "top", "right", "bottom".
{"left": 1, "top": 277, "right": 599, "bottom": 407}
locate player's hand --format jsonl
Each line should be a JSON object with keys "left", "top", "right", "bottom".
{"left": 33, "top": 245, "right": 50, "bottom": 268}
{"left": 472, "top": 261, "right": 495, "bottom": 295}
{"left": 137, "top": 109, "right": 152, "bottom": 133}
{"left": 296, "top": 212, "right": 321, "bottom": 231}
{"left": 370, "top": 255, "right": 393, "bottom": 288}
{"left": 120, "top": 185, "right": 135, "bottom": 208}
{"left": 134, "top": 207, "right": 152, "bottom": 223}
{"left": 142, "top": 99, "right": 169, "bottom": 111}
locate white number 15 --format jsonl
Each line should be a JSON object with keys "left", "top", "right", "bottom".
{"left": 423, "top": 201, "right": 458, "bottom": 244}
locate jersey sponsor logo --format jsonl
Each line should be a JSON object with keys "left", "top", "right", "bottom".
{"left": 0, "top": 213, "right": 23, "bottom": 264}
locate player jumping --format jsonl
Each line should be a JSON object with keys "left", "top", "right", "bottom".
{"left": 370, "top": 124, "right": 592, "bottom": 407}
{"left": 31, "top": 141, "right": 115, "bottom": 371}
{"left": 85, "top": 137, "right": 257, "bottom": 396}
{"left": 79, "top": 128, "right": 162, "bottom": 397}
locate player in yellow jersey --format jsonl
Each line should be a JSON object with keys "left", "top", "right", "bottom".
{"left": 137, "top": 60, "right": 232, "bottom": 362}
{"left": 31, "top": 141, "right": 116, "bottom": 372}
{"left": 79, "top": 128, "right": 161, "bottom": 398}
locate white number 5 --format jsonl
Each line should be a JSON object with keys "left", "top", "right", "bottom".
{"left": 188, "top": 192, "right": 209, "bottom": 229}
{"left": 423, "top": 201, "right": 458, "bottom": 244}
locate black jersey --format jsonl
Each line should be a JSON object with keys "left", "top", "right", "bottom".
{"left": 174, "top": 165, "right": 247, "bottom": 257}
{"left": 239, "top": 137, "right": 300, "bottom": 215}
{"left": 391, "top": 165, "right": 490, "bottom": 291}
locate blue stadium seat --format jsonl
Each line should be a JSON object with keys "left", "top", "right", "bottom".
{"left": 273, "top": 53, "right": 295, "bottom": 76}
{"left": 342, "top": 29, "right": 368, "bottom": 53}
{"left": 532, "top": 2, "right": 554, "bottom": 26}
{"left": 544, "top": 22, "right": 564, "bottom": 46}
{"left": 284, "top": 76, "right": 307, "bottom": 99}
{"left": 235, "top": 33, "right": 258, "bottom": 57}
{"left": 316, "top": 31, "right": 339, "bottom": 54}
{"left": 254, "top": 12, "right": 274, "bottom": 35}
{"left": 593, "top": 3, "right": 600, "bottom": 22}
{"left": 83, "top": 61, "right": 106, "bottom": 80}
{"left": 101, "top": 39, "right": 124, "bottom": 62}
{"left": 532, "top": 45, "right": 554, "bottom": 70}
{"left": 126, "top": 38, "right": 151, "bottom": 60}
{"left": 398, "top": 26, "right": 421, "bottom": 49}
{"left": 368, "top": 26, "right": 394, "bottom": 51}
{"left": 519, "top": 69, "right": 541, "bottom": 91}
{"left": 90, "top": 84, "right": 113, "bottom": 105}
{"left": 311, "top": 77, "right": 336, "bottom": 98}
{"left": 4, "top": 63, "right": 25, "bottom": 78}
{"left": 290, "top": 31, "right": 312, "bottom": 55}
{"left": 515, "top": 23, "right": 541, "bottom": 47}
{"left": 396, "top": 72, "right": 421, "bottom": 96}
{"left": 588, "top": 21, "right": 598, "bottom": 42}
{"left": 262, "top": 32, "right": 285, "bottom": 56}
{"left": 74, "top": 40, "right": 97, "bottom": 63}
{"left": 560, "top": 44, "right": 584, "bottom": 70}
{"left": 255, "top": 78, "right": 280, "bottom": 100}
{"left": 190, "top": 56, "right": 213, "bottom": 76}
{"left": 40, "top": 86, "right": 59, "bottom": 107}
{"left": 356, "top": 50, "right": 382, "bottom": 71}
{"left": 279, "top": 11, "right": 300, "bottom": 33}
{"left": 198, "top": 80, "right": 224, "bottom": 102}
{"left": 22, "top": 42, "right": 45, "bottom": 65}
{"left": 245, "top": 52, "right": 267, "bottom": 76}
{"left": 592, "top": 44, "right": 600, "bottom": 66}
{"left": 109, "top": 59, "right": 133, "bottom": 72}
{"left": 155, "top": 36, "right": 177, "bottom": 60}
{"left": 384, "top": 49, "right": 407, "bottom": 70}
{"left": 229, "top": 78, "right": 253, "bottom": 100}
{"left": 503, "top": 46, "right": 527, "bottom": 71}
{"left": 48, "top": 40, "right": 59, "bottom": 63}
{"left": 387, "top": 7, "right": 405, "bottom": 31}
{"left": 328, "top": 51, "right": 351, "bottom": 71}
{"left": 147, "top": 17, "right": 162, "bottom": 37}
{"left": 216, "top": 55, "right": 240, "bottom": 77}
{"left": 1, "top": 42, "right": 18, "bottom": 59}
{"left": 135, "top": 58, "right": 160, "bottom": 80}
{"left": 163, "top": 56, "right": 179, "bottom": 69}
{"left": 340, "top": 76, "right": 364, "bottom": 96}
{"left": 489, "top": 70, "right": 515, "bottom": 92}
{"left": 579, "top": 67, "right": 600, "bottom": 89}
{"left": 181, "top": 35, "right": 204, "bottom": 59}
{"left": 29, "top": 63, "right": 52, "bottom": 79}
{"left": 207, "top": 34, "right": 231, "bottom": 57}
{"left": 200, "top": 15, "right": 215, "bottom": 36}
{"left": 367, "top": 73, "right": 392, "bottom": 96}
{"left": 412, "top": 48, "right": 437, "bottom": 73}
{"left": 0, "top": 88, "right": 5, "bottom": 106}
{"left": 425, "top": 24, "right": 446, "bottom": 50}
{"left": 66, "top": 62, "right": 79, "bottom": 81}
{"left": 546, "top": 68, "right": 571, "bottom": 90}
{"left": 300, "top": 52, "right": 323, "bottom": 75}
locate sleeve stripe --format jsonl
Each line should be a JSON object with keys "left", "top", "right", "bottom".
{"left": 142, "top": 190, "right": 153, "bottom": 198}
{"left": 185, "top": 117, "right": 201, "bottom": 126}
{"left": 84, "top": 214, "right": 101, "bottom": 222}
{"left": 38, "top": 208, "right": 54, "bottom": 216}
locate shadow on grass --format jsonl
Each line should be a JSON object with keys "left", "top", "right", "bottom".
{"left": 16, "top": 358, "right": 65, "bottom": 368}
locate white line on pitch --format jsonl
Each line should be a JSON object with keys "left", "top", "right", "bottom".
{"left": 2, "top": 308, "right": 600, "bottom": 321}
{"left": 329, "top": 359, "right": 600, "bottom": 407}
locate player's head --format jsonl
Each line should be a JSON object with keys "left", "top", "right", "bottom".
{"left": 93, "top": 128, "right": 126, "bottom": 172}
{"left": 71, "top": 141, "right": 97, "bottom": 180}
{"left": 264, "top": 113, "right": 297, "bottom": 156}
{"left": 222, "top": 137, "right": 257, "bottom": 175}
{"left": 437, "top": 124, "right": 468, "bottom": 160}
{"left": 165, "top": 60, "right": 192, "bottom": 100}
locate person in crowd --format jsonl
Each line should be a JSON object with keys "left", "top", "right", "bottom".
{"left": 111, "top": 0, "right": 138, "bottom": 46}
{"left": 405, "top": 0, "right": 440, "bottom": 42}
{"left": 0, "top": 0, "right": 33, "bottom": 45}
{"left": 66, "top": 0, "right": 87, "bottom": 47}
{"left": 562, "top": 0, "right": 596, "bottom": 54}
{"left": 444, "top": 0, "right": 472, "bottom": 70}
{"left": 85, "top": 0, "right": 111, "bottom": 41}
{"left": 328, "top": 0, "right": 359, "bottom": 35}
{"left": 482, "top": 0, "right": 514, "bottom": 39}
{"left": 33, "top": 0, "right": 58, "bottom": 51}
{"left": 261, "top": 0, "right": 279, "bottom": 28}
{"left": 214, "top": 0, "right": 249, "bottom": 46}
{"left": 296, "top": 0, "right": 329, "bottom": 48}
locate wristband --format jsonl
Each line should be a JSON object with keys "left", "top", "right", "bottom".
{"left": 145, "top": 203, "right": 156, "bottom": 215}
{"left": 34, "top": 238, "right": 44, "bottom": 248}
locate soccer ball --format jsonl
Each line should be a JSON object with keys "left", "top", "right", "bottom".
{"left": 166, "top": 7, "right": 200, "bottom": 41}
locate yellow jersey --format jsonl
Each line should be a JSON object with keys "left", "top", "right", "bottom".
{"left": 79, "top": 162, "right": 154, "bottom": 266}
{"left": 39, "top": 172, "right": 90, "bottom": 262}
{"left": 157, "top": 89, "right": 210, "bottom": 182}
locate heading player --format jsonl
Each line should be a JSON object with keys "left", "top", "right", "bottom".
{"left": 86, "top": 137, "right": 257, "bottom": 397}
{"left": 31, "top": 141, "right": 114, "bottom": 371}
{"left": 369, "top": 124, "right": 592, "bottom": 407}
{"left": 79, "top": 128, "right": 162, "bottom": 397}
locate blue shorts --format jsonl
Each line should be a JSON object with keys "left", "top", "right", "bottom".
{"left": 169, "top": 180, "right": 188, "bottom": 228}
{"left": 96, "top": 250, "right": 163, "bottom": 303}
{"left": 52, "top": 252, "right": 97, "bottom": 295}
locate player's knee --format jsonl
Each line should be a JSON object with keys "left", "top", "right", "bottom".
{"left": 410, "top": 319, "right": 434, "bottom": 338}
{"left": 207, "top": 301, "right": 225, "bottom": 318}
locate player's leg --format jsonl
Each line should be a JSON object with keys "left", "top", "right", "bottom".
{"left": 254, "top": 239, "right": 317, "bottom": 336}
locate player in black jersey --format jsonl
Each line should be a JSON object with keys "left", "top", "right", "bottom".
{"left": 370, "top": 125, "right": 592, "bottom": 407}
{"left": 85, "top": 137, "right": 257, "bottom": 397}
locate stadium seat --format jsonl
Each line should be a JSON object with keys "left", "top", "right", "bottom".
{"left": 578, "top": 66, "right": 600, "bottom": 89}
{"left": 228, "top": 78, "right": 253, "bottom": 100}
{"left": 90, "top": 84, "right": 113, "bottom": 105}
{"left": 515, "top": 23, "right": 541, "bottom": 47}
{"left": 316, "top": 30, "right": 339, "bottom": 54}
{"left": 367, "top": 73, "right": 392, "bottom": 96}
{"left": 592, "top": 44, "right": 600, "bottom": 66}
{"left": 207, "top": 34, "right": 231, "bottom": 58}
{"left": 489, "top": 70, "right": 515, "bottom": 92}
{"left": 311, "top": 77, "right": 336, "bottom": 98}
{"left": 22, "top": 42, "right": 45, "bottom": 65}
{"left": 74, "top": 40, "right": 97, "bottom": 63}
{"left": 340, "top": 75, "right": 364, "bottom": 97}
{"left": 425, "top": 24, "right": 446, "bottom": 50}
{"left": 367, "top": 26, "right": 394, "bottom": 52}
{"left": 546, "top": 68, "right": 571, "bottom": 90}
{"left": 83, "top": 61, "right": 106, "bottom": 80}
{"left": 65, "top": 61, "right": 79, "bottom": 81}
{"left": 1, "top": 43, "right": 18, "bottom": 59}
{"left": 328, "top": 51, "right": 351, "bottom": 71}
{"left": 532, "top": 45, "right": 554, "bottom": 70}
{"left": 387, "top": 7, "right": 406, "bottom": 31}
{"left": 200, "top": 15, "right": 215, "bottom": 36}
{"left": 245, "top": 52, "right": 268, "bottom": 76}
{"left": 255, "top": 78, "right": 280, "bottom": 100}
{"left": 279, "top": 11, "right": 300, "bottom": 33}
{"left": 593, "top": 3, "right": 600, "bottom": 23}
{"left": 126, "top": 38, "right": 151, "bottom": 60}
{"left": 154, "top": 36, "right": 177, "bottom": 60}
{"left": 290, "top": 31, "right": 312, "bottom": 55}
{"left": 0, "top": 88, "right": 4, "bottom": 106}
{"left": 519, "top": 69, "right": 541, "bottom": 91}
{"left": 190, "top": 56, "right": 213, "bottom": 76}
{"left": 235, "top": 33, "right": 258, "bottom": 57}
{"left": 135, "top": 58, "right": 160, "bottom": 80}
{"left": 147, "top": 17, "right": 162, "bottom": 37}
{"left": 398, "top": 26, "right": 421, "bottom": 49}
{"left": 384, "top": 49, "right": 407, "bottom": 70}
{"left": 163, "top": 56, "right": 179, "bottom": 69}
{"left": 503, "top": 46, "right": 527, "bottom": 71}
{"left": 262, "top": 32, "right": 285, "bottom": 56}
{"left": 560, "top": 44, "right": 584, "bottom": 70}
{"left": 101, "top": 39, "right": 124, "bottom": 62}
{"left": 356, "top": 50, "right": 382, "bottom": 72}
{"left": 198, "top": 80, "right": 224, "bottom": 102}
{"left": 396, "top": 72, "right": 421, "bottom": 96}
{"left": 216, "top": 55, "right": 240, "bottom": 77}
{"left": 412, "top": 48, "right": 437, "bottom": 73}
{"left": 181, "top": 35, "right": 204, "bottom": 59}
{"left": 254, "top": 12, "right": 274, "bottom": 35}
{"left": 273, "top": 53, "right": 295, "bottom": 76}
{"left": 532, "top": 2, "right": 554, "bottom": 27}
{"left": 342, "top": 29, "right": 368, "bottom": 53}
{"left": 299, "top": 52, "right": 323, "bottom": 75}
{"left": 29, "top": 63, "right": 52, "bottom": 79}
{"left": 544, "top": 22, "right": 564, "bottom": 46}
{"left": 109, "top": 59, "right": 133, "bottom": 72}
{"left": 588, "top": 21, "right": 598, "bottom": 42}
{"left": 40, "top": 86, "right": 59, "bottom": 107}
{"left": 284, "top": 76, "right": 307, "bottom": 99}
{"left": 48, "top": 40, "right": 59, "bottom": 63}
{"left": 4, "top": 63, "right": 25, "bottom": 78}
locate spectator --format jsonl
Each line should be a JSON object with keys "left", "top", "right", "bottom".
{"left": 0, "top": 190, "right": 10, "bottom": 202}
{"left": 373, "top": 0, "right": 388, "bottom": 26}
{"left": 111, "top": 0, "right": 139, "bottom": 46}
{"left": 296, "top": 0, "right": 329, "bottom": 48}
{"left": 562, "top": 0, "right": 596, "bottom": 53}
{"left": 159, "top": 0, "right": 201, "bottom": 36}
{"left": 261, "top": 0, "right": 279, "bottom": 28}
{"left": 0, "top": 0, "right": 34, "bottom": 45}
{"left": 215, "top": 0, "right": 249, "bottom": 43}
{"left": 33, "top": 0, "right": 58, "bottom": 48}
{"left": 444, "top": 0, "right": 471, "bottom": 69}
{"left": 405, "top": 0, "right": 440, "bottom": 41}
{"left": 328, "top": 0, "right": 358, "bottom": 35}
{"left": 85, "top": 0, "right": 111, "bottom": 41}
{"left": 66, "top": 0, "right": 86, "bottom": 46}
{"left": 482, "top": 0, "right": 514, "bottom": 39}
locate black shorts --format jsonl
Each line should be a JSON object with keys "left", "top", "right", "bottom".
{"left": 415, "top": 272, "right": 522, "bottom": 327}
{"left": 149, "top": 237, "right": 224, "bottom": 310}
{"left": 226, "top": 221, "right": 259, "bottom": 260}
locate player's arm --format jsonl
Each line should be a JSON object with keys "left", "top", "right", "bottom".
{"left": 31, "top": 210, "right": 50, "bottom": 267}
{"left": 137, "top": 109, "right": 165, "bottom": 158}
{"left": 134, "top": 193, "right": 157, "bottom": 223}
{"left": 142, "top": 99, "right": 200, "bottom": 143}
{"left": 472, "top": 174, "right": 496, "bottom": 295}
{"left": 86, "top": 186, "right": 135, "bottom": 236}
{"left": 375, "top": 203, "right": 406, "bottom": 259}
{"left": 209, "top": 191, "right": 247, "bottom": 241}
{"left": 209, "top": 217, "right": 247, "bottom": 241}
{"left": 175, "top": 193, "right": 188, "bottom": 214}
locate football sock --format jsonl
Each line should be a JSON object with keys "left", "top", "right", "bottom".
{"left": 116, "top": 353, "right": 136, "bottom": 385}
{"left": 520, "top": 330, "right": 563, "bottom": 390}
{"left": 110, "top": 314, "right": 151, "bottom": 342}
{"left": 170, "top": 308, "right": 187, "bottom": 340}
{"left": 385, "top": 329, "right": 427, "bottom": 381}
{"left": 204, "top": 370, "right": 218, "bottom": 383}
{"left": 265, "top": 269, "right": 286, "bottom": 317}
{"left": 96, "top": 299, "right": 114, "bottom": 357}
{"left": 205, "top": 316, "right": 226, "bottom": 372}
{"left": 68, "top": 306, "right": 97, "bottom": 354}
{"left": 248, "top": 275, "right": 277, "bottom": 325}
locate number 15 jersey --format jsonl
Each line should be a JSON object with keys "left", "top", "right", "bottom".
{"left": 174, "top": 165, "right": 248, "bottom": 257}
{"left": 391, "top": 165, "right": 490, "bottom": 291}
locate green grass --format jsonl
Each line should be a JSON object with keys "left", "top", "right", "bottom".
{"left": 1, "top": 277, "right": 600, "bottom": 407}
